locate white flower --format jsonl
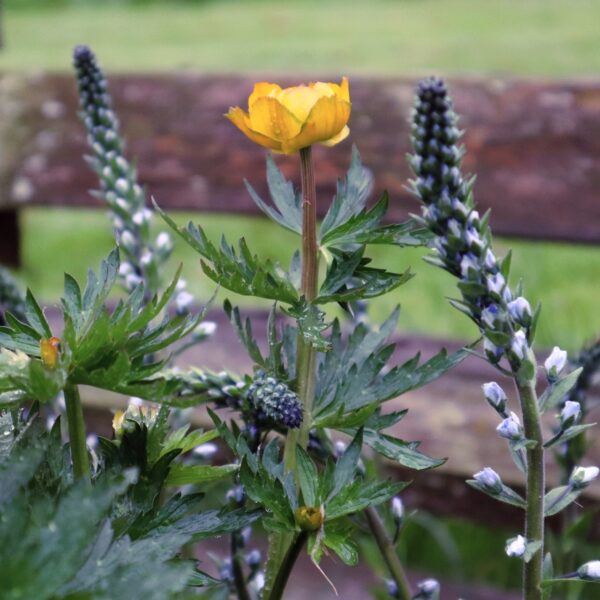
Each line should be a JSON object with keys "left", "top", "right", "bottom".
{"left": 156, "top": 231, "right": 172, "bottom": 252}
{"left": 125, "top": 273, "right": 143, "bottom": 290}
{"left": 128, "top": 396, "right": 144, "bottom": 407}
{"left": 464, "top": 227, "right": 483, "bottom": 251}
{"left": 334, "top": 440, "right": 347, "bottom": 457}
{"left": 484, "top": 249, "right": 497, "bottom": 271}
{"left": 486, "top": 272, "right": 506, "bottom": 296}
{"left": 578, "top": 560, "right": 600, "bottom": 580}
{"left": 118, "top": 262, "right": 134, "bottom": 277}
{"left": 506, "top": 535, "right": 526, "bottom": 557}
{"left": 86, "top": 433, "right": 98, "bottom": 449}
{"left": 460, "top": 253, "right": 479, "bottom": 278}
{"left": 511, "top": 330, "right": 529, "bottom": 360}
{"left": 560, "top": 401, "right": 581, "bottom": 425}
{"left": 132, "top": 208, "right": 152, "bottom": 226}
{"left": 447, "top": 219, "right": 461, "bottom": 239}
{"left": 417, "top": 578, "right": 440, "bottom": 594}
{"left": 497, "top": 412, "right": 522, "bottom": 440}
{"left": 115, "top": 178, "right": 129, "bottom": 194}
{"left": 176, "top": 278, "right": 187, "bottom": 291}
{"left": 481, "top": 304, "right": 500, "bottom": 328}
{"left": 545, "top": 346, "right": 568, "bottom": 380}
{"left": 474, "top": 467, "right": 502, "bottom": 493}
{"left": 508, "top": 297, "right": 532, "bottom": 324}
{"left": 570, "top": 465, "right": 600, "bottom": 488}
{"left": 391, "top": 497, "right": 404, "bottom": 522}
{"left": 140, "top": 250, "right": 153, "bottom": 266}
{"left": 119, "top": 229, "right": 136, "bottom": 251}
{"left": 253, "top": 571, "right": 265, "bottom": 591}
{"left": 175, "top": 291, "right": 194, "bottom": 314}
{"left": 193, "top": 442, "right": 218, "bottom": 459}
{"left": 193, "top": 321, "right": 217, "bottom": 338}
{"left": 483, "top": 337, "right": 503, "bottom": 363}
{"left": 482, "top": 382, "right": 507, "bottom": 410}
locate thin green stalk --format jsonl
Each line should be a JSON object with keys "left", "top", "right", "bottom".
{"left": 64, "top": 382, "right": 91, "bottom": 483}
{"left": 267, "top": 532, "right": 307, "bottom": 600}
{"left": 364, "top": 505, "right": 412, "bottom": 600}
{"left": 230, "top": 532, "right": 252, "bottom": 600}
{"left": 284, "top": 145, "right": 318, "bottom": 472}
{"left": 516, "top": 378, "right": 545, "bottom": 600}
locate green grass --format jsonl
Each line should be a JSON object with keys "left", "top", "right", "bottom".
{"left": 2, "top": 0, "right": 600, "bottom": 75}
{"left": 18, "top": 208, "right": 600, "bottom": 352}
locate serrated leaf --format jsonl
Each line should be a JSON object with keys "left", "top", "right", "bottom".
{"left": 284, "top": 300, "right": 331, "bottom": 351}
{"left": 539, "top": 368, "right": 584, "bottom": 412}
{"left": 165, "top": 463, "right": 238, "bottom": 487}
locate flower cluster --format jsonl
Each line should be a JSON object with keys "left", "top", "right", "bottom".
{"left": 409, "top": 78, "right": 534, "bottom": 370}
{"left": 247, "top": 370, "right": 303, "bottom": 429}
{"left": 73, "top": 45, "right": 193, "bottom": 314}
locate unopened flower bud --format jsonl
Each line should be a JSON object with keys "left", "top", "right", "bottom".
{"left": 482, "top": 382, "right": 507, "bottom": 414}
{"left": 385, "top": 578, "right": 399, "bottom": 598}
{"left": 497, "top": 412, "right": 522, "bottom": 441}
{"left": 391, "top": 496, "right": 404, "bottom": 524}
{"left": 156, "top": 231, "right": 173, "bottom": 253}
{"left": 481, "top": 304, "right": 501, "bottom": 329}
{"left": 473, "top": 467, "right": 503, "bottom": 494}
{"left": 510, "top": 330, "right": 529, "bottom": 361}
{"left": 460, "top": 253, "right": 479, "bottom": 279}
{"left": 193, "top": 442, "right": 218, "bottom": 459}
{"left": 119, "top": 229, "right": 137, "bottom": 252}
{"left": 569, "top": 465, "right": 599, "bottom": 489}
{"left": 115, "top": 178, "right": 129, "bottom": 195}
{"left": 484, "top": 337, "right": 503, "bottom": 364}
{"left": 544, "top": 346, "right": 568, "bottom": 381}
{"left": 118, "top": 261, "right": 134, "bottom": 277}
{"left": 416, "top": 578, "right": 440, "bottom": 597}
{"left": 505, "top": 535, "right": 526, "bottom": 558}
{"left": 125, "top": 273, "right": 143, "bottom": 290}
{"left": 560, "top": 401, "right": 581, "bottom": 427}
{"left": 175, "top": 291, "right": 194, "bottom": 315}
{"left": 578, "top": 560, "right": 600, "bottom": 580}
{"left": 226, "top": 485, "right": 245, "bottom": 505}
{"left": 132, "top": 208, "right": 152, "bottom": 226}
{"left": 245, "top": 549, "right": 261, "bottom": 568}
{"left": 508, "top": 297, "right": 532, "bottom": 326}
{"left": 486, "top": 272, "right": 506, "bottom": 297}
{"left": 140, "top": 250, "right": 153, "bottom": 266}
{"left": 192, "top": 320, "right": 217, "bottom": 340}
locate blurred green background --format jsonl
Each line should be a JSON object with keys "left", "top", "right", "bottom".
{"left": 2, "top": 0, "right": 599, "bottom": 351}
{"left": 2, "top": 1, "right": 600, "bottom": 597}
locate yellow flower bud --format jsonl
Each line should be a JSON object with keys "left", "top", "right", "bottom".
{"left": 226, "top": 79, "right": 351, "bottom": 154}
{"left": 294, "top": 505, "right": 324, "bottom": 532}
{"left": 112, "top": 410, "right": 125, "bottom": 436}
{"left": 40, "top": 337, "right": 61, "bottom": 369}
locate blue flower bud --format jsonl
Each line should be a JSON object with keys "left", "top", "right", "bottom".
{"left": 505, "top": 535, "right": 526, "bottom": 558}
{"left": 569, "top": 465, "right": 599, "bottom": 489}
{"left": 510, "top": 330, "right": 529, "bottom": 361}
{"left": 544, "top": 346, "right": 568, "bottom": 382}
{"left": 482, "top": 382, "right": 507, "bottom": 414}
{"left": 560, "top": 400, "right": 581, "bottom": 427}
{"left": 578, "top": 561, "right": 600, "bottom": 580}
{"left": 473, "top": 467, "right": 503, "bottom": 494}
{"left": 497, "top": 412, "right": 522, "bottom": 440}
{"left": 508, "top": 296, "right": 532, "bottom": 326}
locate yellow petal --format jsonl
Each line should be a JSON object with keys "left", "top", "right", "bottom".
{"left": 248, "top": 82, "right": 281, "bottom": 109}
{"left": 310, "top": 81, "right": 336, "bottom": 98}
{"left": 320, "top": 125, "right": 350, "bottom": 147}
{"left": 311, "top": 77, "right": 349, "bottom": 102}
{"left": 275, "top": 85, "right": 321, "bottom": 122}
{"left": 281, "top": 96, "right": 351, "bottom": 153}
{"left": 248, "top": 96, "right": 303, "bottom": 142}
{"left": 226, "top": 106, "right": 283, "bottom": 151}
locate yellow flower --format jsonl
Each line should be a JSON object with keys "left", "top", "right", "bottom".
{"left": 226, "top": 78, "right": 351, "bottom": 154}
{"left": 112, "top": 410, "right": 125, "bottom": 435}
{"left": 40, "top": 337, "right": 61, "bottom": 369}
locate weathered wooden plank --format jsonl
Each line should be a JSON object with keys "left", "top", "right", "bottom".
{"left": 3, "top": 74, "right": 600, "bottom": 243}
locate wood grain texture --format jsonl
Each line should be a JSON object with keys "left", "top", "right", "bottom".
{"left": 3, "top": 74, "right": 600, "bottom": 243}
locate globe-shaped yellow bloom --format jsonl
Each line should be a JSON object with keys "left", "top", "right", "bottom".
{"left": 226, "top": 78, "right": 351, "bottom": 154}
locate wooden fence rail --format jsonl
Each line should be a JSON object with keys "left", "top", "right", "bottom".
{"left": 1, "top": 74, "right": 600, "bottom": 266}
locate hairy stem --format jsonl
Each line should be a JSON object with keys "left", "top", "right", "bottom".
{"left": 64, "top": 382, "right": 91, "bottom": 482}
{"left": 516, "top": 378, "right": 545, "bottom": 600}
{"left": 267, "top": 532, "right": 307, "bottom": 600}
{"left": 365, "top": 505, "right": 412, "bottom": 600}
{"left": 284, "top": 145, "right": 318, "bottom": 471}
{"left": 230, "top": 532, "right": 252, "bottom": 600}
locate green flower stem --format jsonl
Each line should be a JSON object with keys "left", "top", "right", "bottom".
{"left": 267, "top": 531, "right": 308, "bottom": 600}
{"left": 64, "top": 382, "right": 91, "bottom": 483}
{"left": 364, "top": 505, "right": 412, "bottom": 600}
{"left": 284, "top": 145, "right": 318, "bottom": 472}
{"left": 230, "top": 532, "right": 252, "bottom": 600}
{"left": 516, "top": 377, "right": 545, "bottom": 600}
